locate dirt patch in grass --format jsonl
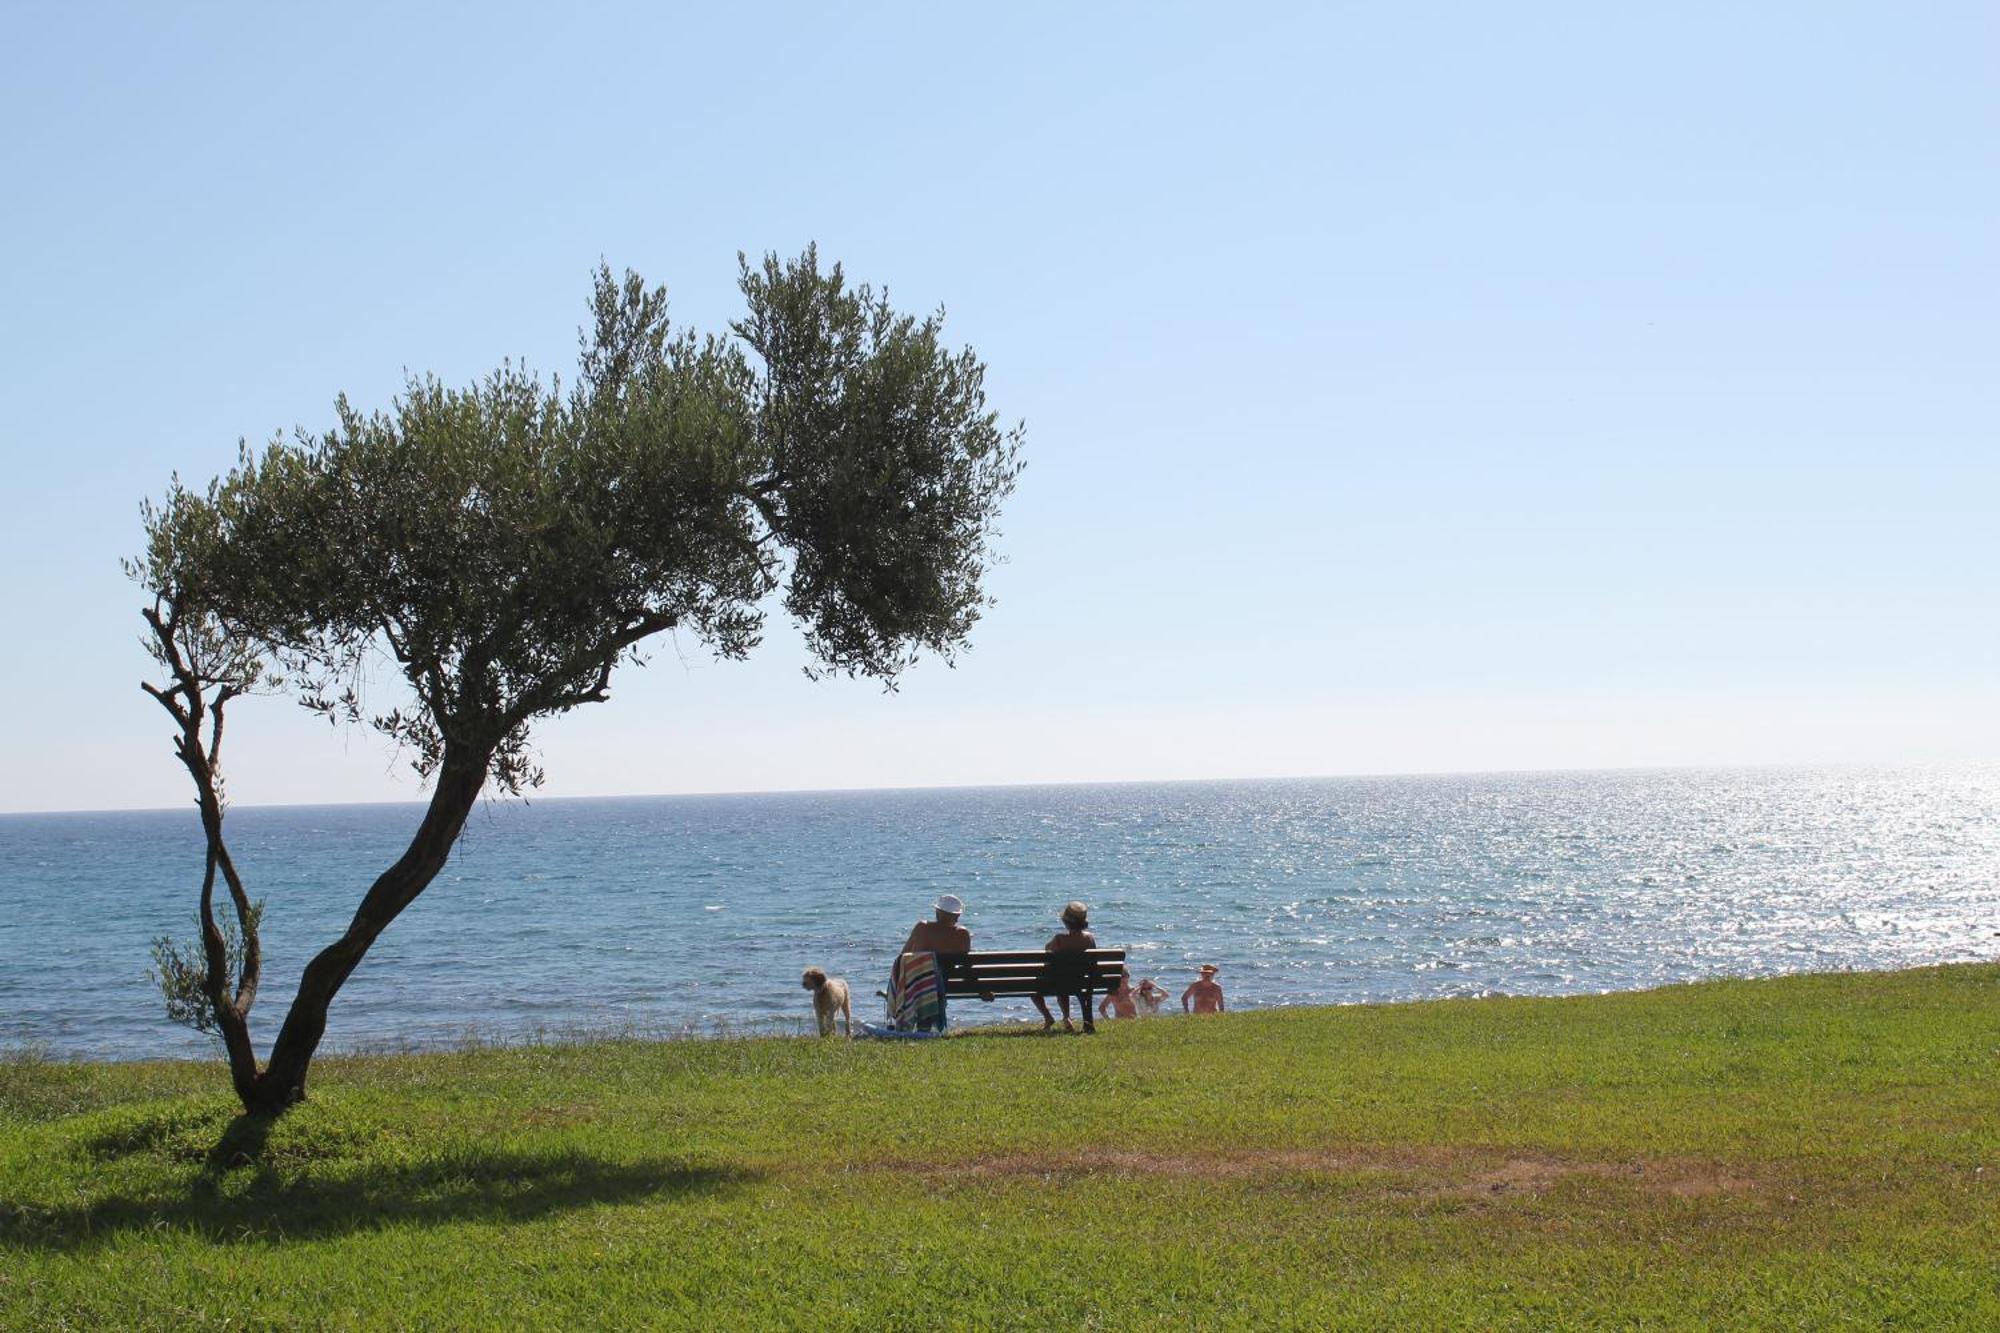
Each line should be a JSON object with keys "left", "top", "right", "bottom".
{"left": 1450, "top": 1155, "right": 1757, "bottom": 1200}
{"left": 517, "top": 1103, "right": 594, "bottom": 1129}
{"left": 884, "top": 1147, "right": 1760, "bottom": 1199}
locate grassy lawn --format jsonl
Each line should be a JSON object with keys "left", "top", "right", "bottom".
{"left": 3, "top": 964, "right": 1996, "bottom": 1329}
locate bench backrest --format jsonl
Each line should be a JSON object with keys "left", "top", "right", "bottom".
{"left": 932, "top": 949, "right": 1127, "bottom": 996}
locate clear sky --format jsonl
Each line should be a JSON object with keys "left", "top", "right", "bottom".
{"left": 2, "top": 3, "right": 1994, "bottom": 813}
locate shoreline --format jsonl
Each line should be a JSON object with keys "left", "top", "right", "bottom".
{"left": 11, "top": 957, "right": 1994, "bottom": 1072}
{"left": 10, "top": 766, "right": 1995, "bottom": 1070}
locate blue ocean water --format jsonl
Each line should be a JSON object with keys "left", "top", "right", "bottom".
{"left": 2, "top": 766, "right": 1997, "bottom": 1062}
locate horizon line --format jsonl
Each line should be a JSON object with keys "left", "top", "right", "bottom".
{"left": 2, "top": 757, "right": 1981, "bottom": 820}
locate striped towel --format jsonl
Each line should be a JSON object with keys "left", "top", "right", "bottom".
{"left": 889, "top": 952, "right": 946, "bottom": 1032}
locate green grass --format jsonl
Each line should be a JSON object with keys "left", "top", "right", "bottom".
{"left": 4, "top": 965, "right": 1997, "bottom": 1329}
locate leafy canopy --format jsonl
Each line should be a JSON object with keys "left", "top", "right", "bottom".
{"left": 139, "top": 249, "right": 1022, "bottom": 792}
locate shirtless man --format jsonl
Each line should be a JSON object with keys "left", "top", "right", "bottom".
{"left": 900, "top": 893, "right": 972, "bottom": 957}
{"left": 1181, "top": 963, "right": 1225, "bottom": 1014}
{"left": 889, "top": 894, "right": 974, "bottom": 1031}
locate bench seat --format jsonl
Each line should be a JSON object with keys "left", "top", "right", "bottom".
{"left": 931, "top": 948, "right": 1126, "bottom": 1033}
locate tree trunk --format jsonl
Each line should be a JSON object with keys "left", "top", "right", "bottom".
{"left": 188, "top": 762, "right": 266, "bottom": 1110}
{"left": 244, "top": 744, "right": 490, "bottom": 1114}
{"left": 143, "top": 637, "right": 267, "bottom": 1112}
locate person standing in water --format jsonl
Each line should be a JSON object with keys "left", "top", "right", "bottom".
{"left": 1181, "top": 963, "right": 1225, "bottom": 1014}
{"left": 1098, "top": 967, "right": 1137, "bottom": 1021}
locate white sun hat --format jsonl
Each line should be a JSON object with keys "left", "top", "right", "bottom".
{"left": 934, "top": 893, "right": 965, "bottom": 917}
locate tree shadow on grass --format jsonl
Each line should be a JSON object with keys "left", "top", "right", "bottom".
{"left": 6, "top": 1113, "right": 758, "bottom": 1252}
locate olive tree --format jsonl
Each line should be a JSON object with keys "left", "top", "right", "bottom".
{"left": 135, "top": 249, "right": 1022, "bottom": 1115}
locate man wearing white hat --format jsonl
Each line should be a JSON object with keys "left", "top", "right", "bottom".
{"left": 887, "top": 895, "right": 973, "bottom": 1032}
{"left": 900, "top": 894, "right": 972, "bottom": 958}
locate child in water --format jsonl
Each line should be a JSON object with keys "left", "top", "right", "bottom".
{"left": 1098, "top": 968, "right": 1137, "bottom": 1021}
{"left": 1181, "top": 963, "right": 1224, "bottom": 1014}
{"left": 1134, "top": 977, "right": 1168, "bottom": 1015}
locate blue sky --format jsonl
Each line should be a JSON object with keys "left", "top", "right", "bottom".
{"left": 2, "top": 3, "right": 1994, "bottom": 812}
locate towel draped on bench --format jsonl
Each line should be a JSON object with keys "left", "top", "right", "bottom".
{"left": 888, "top": 951, "right": 946, "bottom": 1032}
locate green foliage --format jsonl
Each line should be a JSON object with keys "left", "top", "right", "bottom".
{"left": 146, "top": 936, "right": 213, "bottom": 1035}
{"left": 126, "top": 484, "right": 272, "bottom": 713}
{"left": 4, "top": 967, "right": 1997, "bottom": 1326}
{"left": 135, "top": 249, "right": 1023, "bottom": 794}
{"left": 147, "top": 903, "right": 262, "bottom": 1035}
{"left": 734, "top": 248, "right": 1023, "bottom": 679}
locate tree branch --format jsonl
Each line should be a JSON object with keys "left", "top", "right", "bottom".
{"left": 500, "top": 611, "right": 679, "bottom": 729}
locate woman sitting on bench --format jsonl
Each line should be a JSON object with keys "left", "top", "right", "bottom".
{"left": 1032, "top": 901, "right": 1097, "bottom": 1033}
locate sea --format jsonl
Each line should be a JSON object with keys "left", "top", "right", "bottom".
{"left": 2, "top": 765, "right": 1996, "bottom": 1063}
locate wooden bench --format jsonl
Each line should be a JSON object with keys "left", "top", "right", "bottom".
{"left": 933, "top": 949, "right": 1127, "bottom": 1034}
